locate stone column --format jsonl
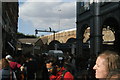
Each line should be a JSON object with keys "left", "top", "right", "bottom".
{"left": 76, "top": 2, "right": 83, "bottom": 56}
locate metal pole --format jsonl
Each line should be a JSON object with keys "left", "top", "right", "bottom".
{"left": 55, "top": 44, "right": 57, "bottom": 50}
{"left": 58, "top": 9, "right": 61, "bottom": 30}
{"left": 93, "top": 1, "right": 102, "bottom": 56}
{"left": 71, "top": 44, "right": 75, "bottom": 54}
{"left": 53, "top": 31, "right": 55, "bottom": 40}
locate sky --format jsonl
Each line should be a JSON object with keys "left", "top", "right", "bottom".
{"left": 18, "top": 0, "right": 77, "bottom": 36}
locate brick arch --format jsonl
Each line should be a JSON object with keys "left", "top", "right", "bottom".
{"left": 102, "top": 17, "right": 120, "bottom": 51}
{"left": 66, "top": 38, "right": 76, "bottom": 43}
{"left": 49, "top": 40, "right": 60, "bottom": 45}
{"left": 62, "top": 35, "right": 76, "bottom": 43}
{"left": 48, "top": 40, "right": 60, "bottom": 50}
{"left": 103, "top": 17, "right": 119, "bottom": 31}
{"left": 44, "top": 29, "right": 76, "bottom": 44}
{"left": 78, "top": 24, "right": 90, "bottom": 42}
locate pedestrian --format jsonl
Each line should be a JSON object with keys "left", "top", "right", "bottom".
{"left": 45, "top": 59, "right": 55, "bottom": 73}
{"left": 5, "top": 54, "right": 24, "bottom": 80}
{"left": 23, "top": 55, "right": 38, "bottom": 80}
{"left": 46, "top": 56, "right": 74, "bottom": 80}
{"left": 93, "top": 50, "right": 120, "bottom": 80}
{"left": 63, "top": 57, "right": 77, "bottom": 78}
{"left": 35, "top": 54, "right": 49, "bottom": 80}
{"left": 5, "top": 55, "right": 24, "bottom": 71}
{"left": 0, "top": 58, "right": 12, "bottom": 80}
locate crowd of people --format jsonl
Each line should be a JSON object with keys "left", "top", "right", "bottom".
{"left": 0, "top": 50, "right": 120, "bottom": 80}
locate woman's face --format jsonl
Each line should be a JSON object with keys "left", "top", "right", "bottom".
{"left": 93, "top": 56, "right": 109, "bottom": 79}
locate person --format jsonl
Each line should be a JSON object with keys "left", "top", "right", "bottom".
{"left": 45, "top": 59, "right": 55, "bottom": 73}
{"left": 23, "top": 55, "right": 38, "bottom": 80}
{"left": 63, "top": 56, "right": 77, "bottom": 78}
{"left": 35, "top": 54, "right": 49, "bottom": 80}
{"left": 0, "top": 58, "right": 12, "bottom": 80}
{"left": 5, "top": 55, "right": 24, "bottom": 80}
{"left": 93, "top": 50, "right": 120, "bottom": 80}
{"left": 5, "top": 55, "right": 24, "bottom": 71}
{"left": 46, "top": 56, "right": 74, "bottom": 80}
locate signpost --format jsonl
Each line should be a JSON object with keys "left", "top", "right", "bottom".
{"left": 35, "top": 28, "right": 58, "bottom": 40}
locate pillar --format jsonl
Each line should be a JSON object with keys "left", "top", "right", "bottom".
{"left": 0, "top": 1, "right": 2, "bottom": 59}
{"left": 93, "top": 2, "right": 102, "bottom": 56}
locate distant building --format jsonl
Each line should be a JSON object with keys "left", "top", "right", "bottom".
{"left": 18, "top": 38, "right": 44, "bottom": 55}
{"left": 0, "top": 1, "right": 19, "bottom": 57}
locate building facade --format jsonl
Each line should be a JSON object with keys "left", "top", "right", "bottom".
{"left": 40, "top": 28, "right": 76, "bottom": 44}
{"left": 76, "top": 1, "right": 120, "bottom": 57}
{"left": 18, "top": 38, "right": 44, "bottom": 55}
{"left": 0, "top": 1, "right": 2, "bottom": 58}
{"left": 0, "top": 2, "right": 19, "bottom": 57}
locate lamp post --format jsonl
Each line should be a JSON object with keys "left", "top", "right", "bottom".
{"left": 58, "top": 9, "right": 61, "bottom": 30}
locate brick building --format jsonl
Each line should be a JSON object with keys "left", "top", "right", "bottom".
{"left": 0, "top": 1, "right": 19, "bottom": 57}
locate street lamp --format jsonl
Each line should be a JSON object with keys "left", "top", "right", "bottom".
{"left": 58, "top": 9, "right": 61, "bottom": 30}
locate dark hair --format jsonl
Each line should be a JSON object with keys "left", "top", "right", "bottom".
{"left": 45, "top": 56, "right": 64, "bottom": 67}
{"left": 45, "top": 56, "right": 57, "bottom": 66}
{"left": 0, "top": 58, "right": 10, "bottom": 69}
{"left": 45, "top": 59, "right": 54, "bottom": 64}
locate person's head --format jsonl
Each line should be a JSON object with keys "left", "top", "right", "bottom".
{"left": 0, "top": 58, "right": 10, "bottom": 69}
{"left": 93, "top": 50, "right": 120, "bottom": 79}
{"left": 45, "top": 56, "right": 58, "bottom": 74}
{"left": 45, "top": 59, "right": 54, "bottom": 69}
{"left": 45, "top": 56, "right": 57, "bottom": 67}
{"left": 5, "top": 55, "right": 13, "bottom": 61}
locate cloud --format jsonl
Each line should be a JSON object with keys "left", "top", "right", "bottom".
{"left": 19, "top": 1, "right": 76, "bottom": 35}
{"left": 19, "top": 0, "right": 76, "bottom": 2}
{"left": 19, "top": 0, "right": 63, "bottom": 2}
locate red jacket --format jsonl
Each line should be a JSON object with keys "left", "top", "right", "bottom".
{"left": 50, "top": 67, "right": 74, "bottom": 80}
{"left": 9, "top": 61, "right": 21, "bottom": 70}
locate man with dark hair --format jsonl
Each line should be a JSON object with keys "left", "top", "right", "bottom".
{"left": 46, "top": 56, "right": 74, "bottom": 80}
